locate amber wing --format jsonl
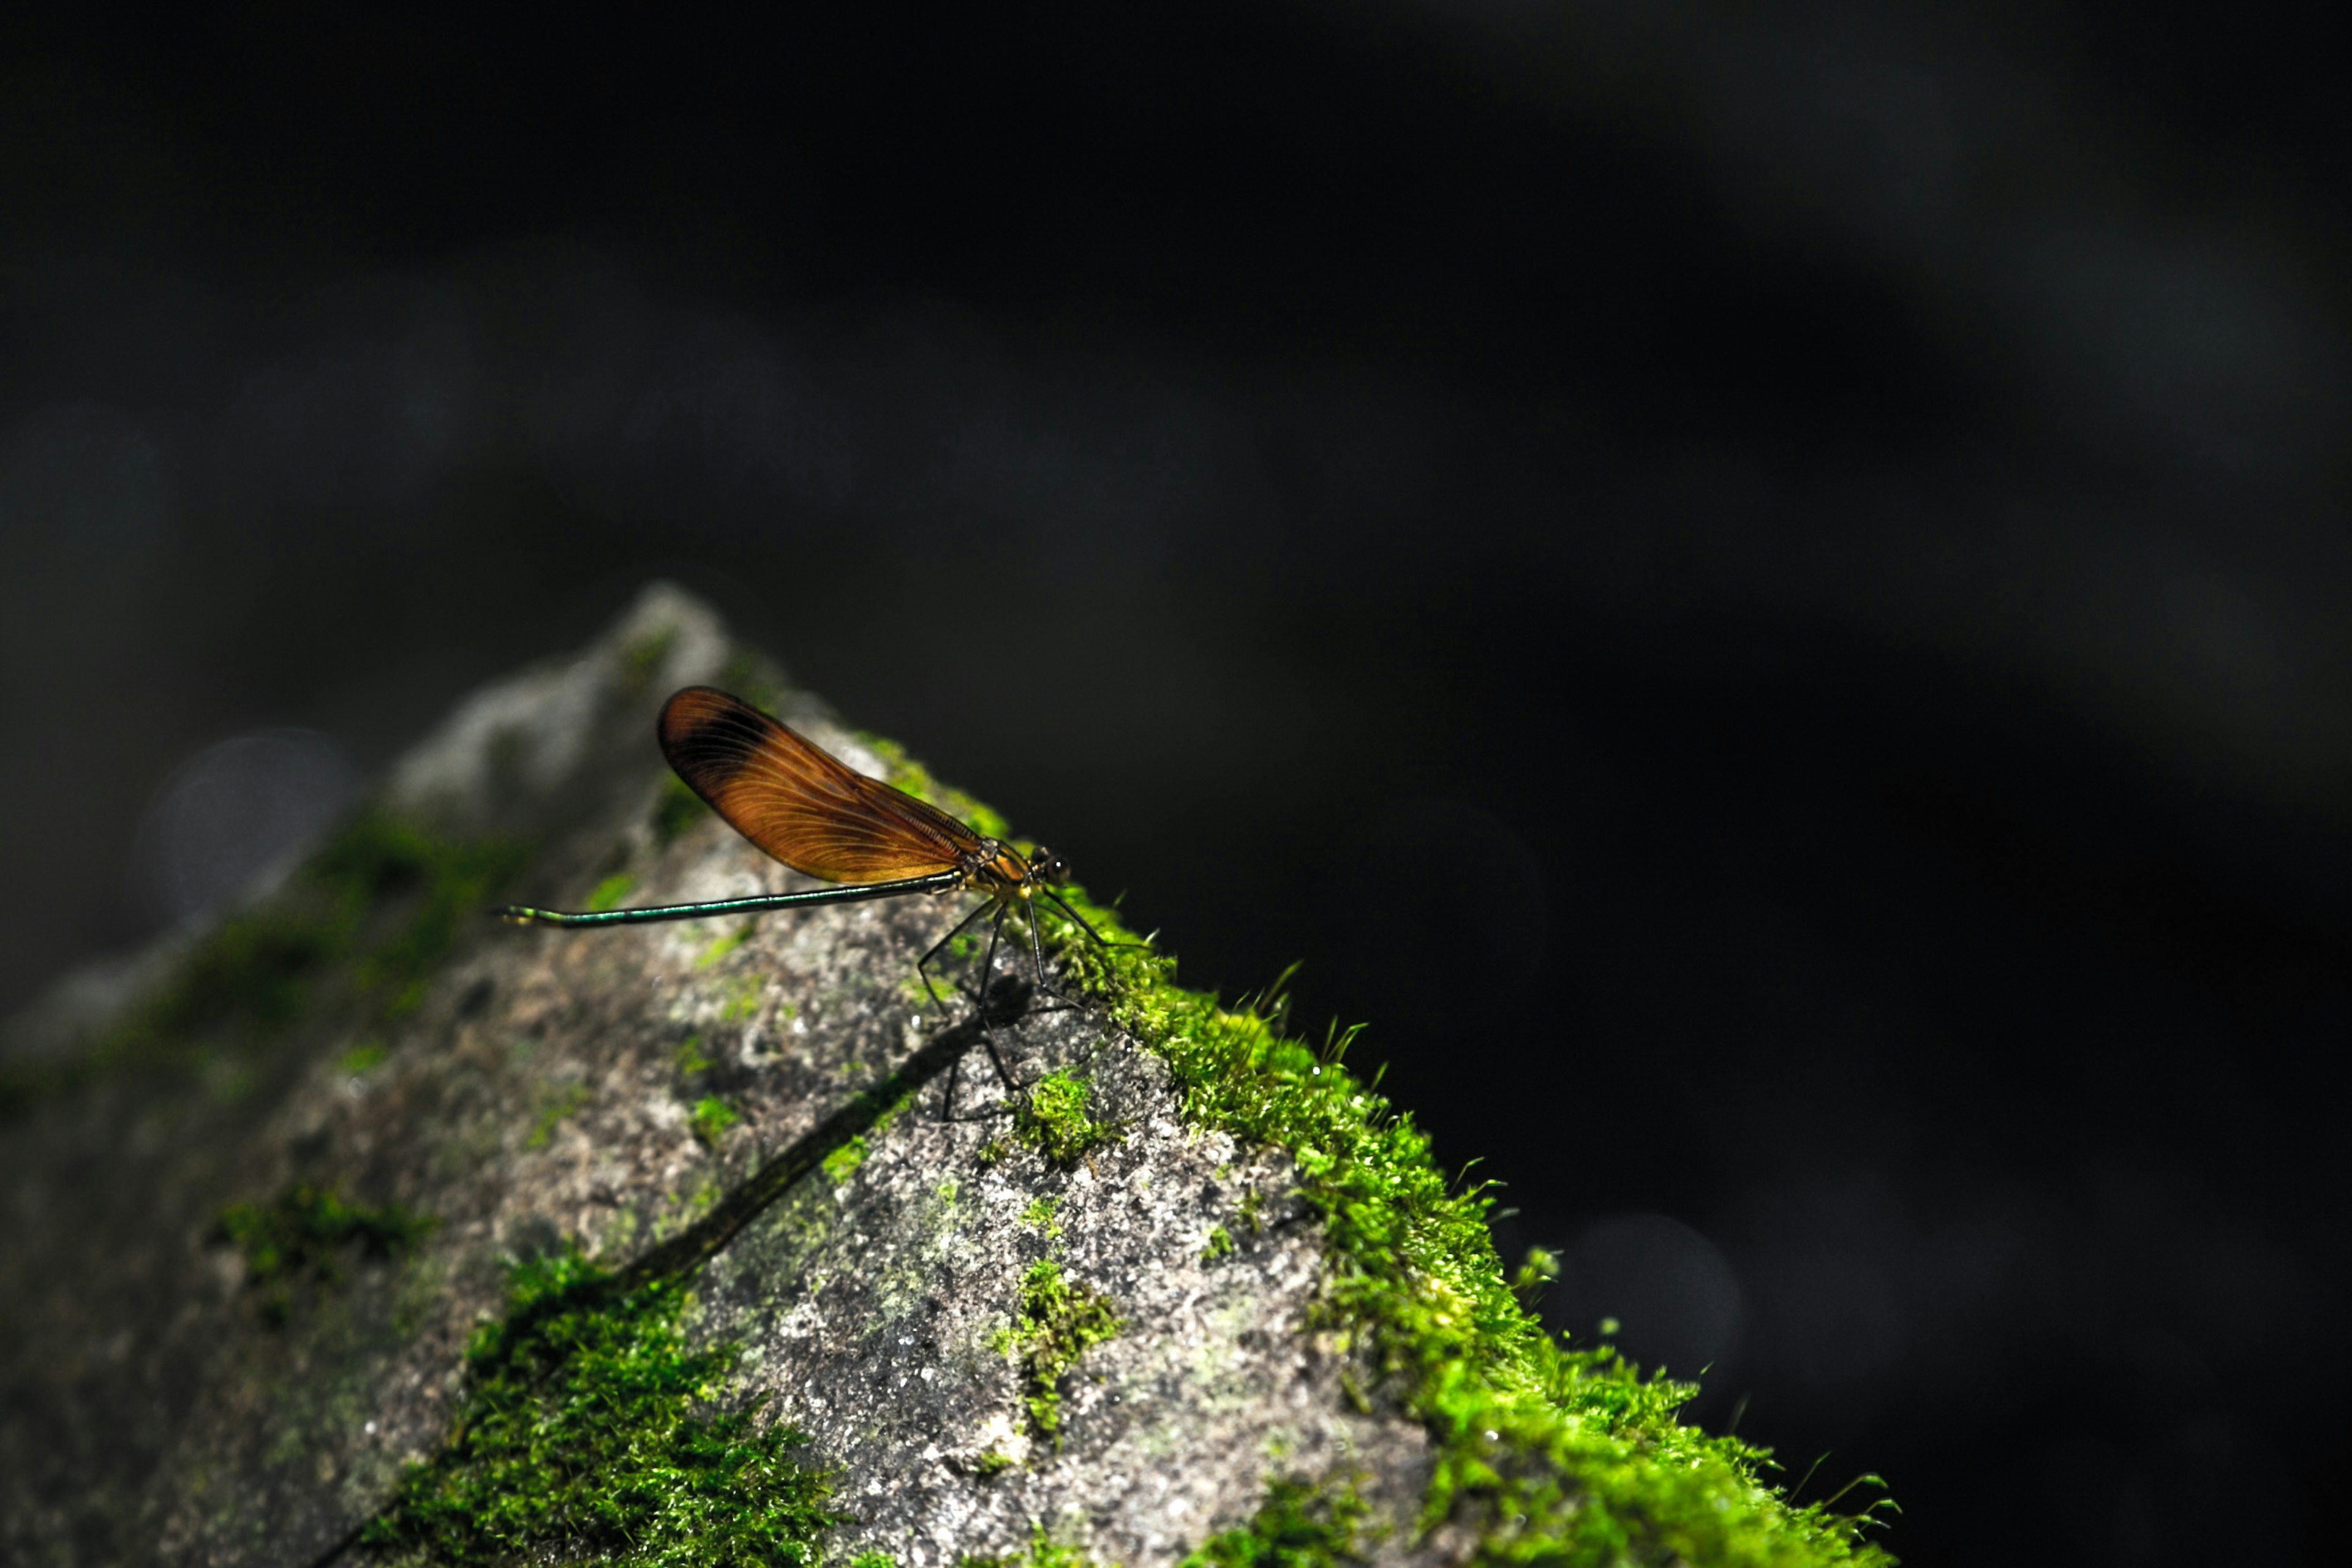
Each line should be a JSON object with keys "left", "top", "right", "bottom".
{"left": 658, "top": 687, "right": 982, "bottom": 883}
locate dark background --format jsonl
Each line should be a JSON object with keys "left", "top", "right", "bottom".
{"left": 4, "top": 6, "right": 2348, "bottom": 1564}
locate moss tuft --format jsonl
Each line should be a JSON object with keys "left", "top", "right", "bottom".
{"left": 363, "top": 1249, "right": 843, "bottom": 1567}
{"left": 1511, "top": 1244, "right": 1561, "bottom": 1309}
{"left": 697, "top": 925, "right": 753, "bottom": 970}
{"left": 213, "top": 1182, "right": 435, "bottom": 1327}
{"left": 1178, "top": 1476, "right": 1371, "bottom": 1568}
{"left": 692, "top": 1094, "right": 744, "bottom": 1148}
{"left": 1199, "top": 1224, "right": 1235, "bottom": 1265}
{"left": 959, "top": 1522, "right": 1102, "bottom": 1568}
{"left": 587, "top": 872, "right": 639, "bottom": 913}
{"left": 995, "top": 1259, "right": 1121, "bottom": 1450}
{"left": 1039, "top": 888, "right": 1896, "bottom": 1566}
{"left": 1016, "top": 1071, "right": 1117, "bottom": 1166}
{"left": 822, "top": 1134, "right": 868, "bottom": 1185}
{"left": 338, "top": 1039, "right": 388, "bottom": 1076}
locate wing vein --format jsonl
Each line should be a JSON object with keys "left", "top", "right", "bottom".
{"left": 657, "top": 687, "right": 982, "bottom": 883}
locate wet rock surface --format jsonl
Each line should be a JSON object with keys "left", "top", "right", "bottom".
{"left": 0, "top": 584, "right": 1430, "bottom": 1567}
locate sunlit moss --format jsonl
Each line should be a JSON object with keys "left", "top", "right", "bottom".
{"left": 992, "top": 1259, "right": 1122, "bottom": 1450}
{"left": 697, "top": 925, "right": 754, "bottom": 970}
{"left": 692, "top": 1094, "right": 743, "bottom": 1148}
{"left": 959, "top": 1523, "right": 1102, "bottom": 1568}
{"left": 854, "top": 731, "right": 1011, "bottom": 842}
{"left": 362, "top": 1250, "right": 843, "bottom": 1567}
{"left": 1041, "top": 887, "right": 1896, "bottom": 1566}
{"left": 1016, "top": 1071, "right": 1117, "bottom": 1166}
{"left": 1179, "top": 1476, "right": 1371, "bottom": 1568}
{"left": 821, "top": 1134, "right": 869, "bottom": 1184}
{"left": 1019, "top": 1194, "right": 1064, "bottom": 1240}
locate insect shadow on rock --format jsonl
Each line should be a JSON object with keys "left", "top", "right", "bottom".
{"left": 499, "top": 687, "right": 1147, "bottom": 1116}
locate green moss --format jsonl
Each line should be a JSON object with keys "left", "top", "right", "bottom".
{"left": 997, "top": 1259, "right": 1121, "bottom": 1450}
{"left": 692, "top": 1094, "right": 743, "bottom": 1148}
{"left": 1179, "top": 1476, "right": 1371, "bottom": 1568}
{"left": 1019, "top": 1194, "right": 1063, "bottom": 1237}
{"left": 822, "top": 1135, "right": 869, "bottom": 1184}
{"left": 698, "top": 925, "right": 754, "bottom": 970}
{"left": 361, "top": 1249, "right": 843, "bottom": 1567}
{"left": 213, "top": 1182, "right": 435, "bottom": 1327}
{"left": 587, "top": 872, "right": 640, "bottom": 912}
{"left": 0, "top": 809, "right": 528, "bottom": 1118}
{"left": 674, "top": 1034, "right": 714, "bottom": 1077}
{"left": 1038, "top": 889, "right": 1895, "bottom": 1566}
{"left": 1016, "top": 1071, "right": 1117, "bottom": 1166}
{"left": 1512, "top": 1245, "right": 1561, "bottom": 1308}
{"left": 527, "top": 1082, "right": 594, "bottom": 1150}
{"left": 857, "top": 733, "right": 1011, "bottom": 842}
{"left": 976, "top": 1135, "right": 1011, "bottom": 1167}
{"left": 823, "top": 1090, "right": 915, "bottom": 1183}
{"left": 319, "top": 813, "right": 537, "bottom": 1017}
{"left": 1199, "top": 1224, "right": 1235, "bottom": 1265}
{"left": 973, "top": 1452, "right": 1016, "bottom": 1479}
{"left": 621, "top": 624, "right": 679, "bottom": 692}
{"left": 715, "top": 653, "right": 790, "bottom": 720}
{"left": 652, "top": 775, "right": 712, "bottom": 844}
{"left": 337, "top": 1039, "right": 388, "bottom": 1075}
{"left": 145, "top": 909, "right": 337, "bottom": 1041}
{"left": 718, "top": 973, "right": 765, "bottom": 1020}
{"left": 960, "top": 1521, "right": 1102, "bottom": 1568}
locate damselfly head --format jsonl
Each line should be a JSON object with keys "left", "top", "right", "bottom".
{"left": 1028, "top": 845, "right": 1072, "bottom": 884}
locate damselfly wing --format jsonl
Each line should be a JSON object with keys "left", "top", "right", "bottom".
{"left": 499, "top": 687, "right": 1136, "bottom": 1098}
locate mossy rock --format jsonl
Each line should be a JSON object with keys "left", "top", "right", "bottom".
{"left": 0, "top": 584, "right": 1891, "bottom": 1568}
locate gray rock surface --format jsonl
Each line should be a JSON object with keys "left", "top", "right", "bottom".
{"left": 0, "top": 584, "right": 1430, "bottom": 1567}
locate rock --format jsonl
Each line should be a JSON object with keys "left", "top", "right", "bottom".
{"left": 0, "top": 585, "right": 1892, "bottom": 1568}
